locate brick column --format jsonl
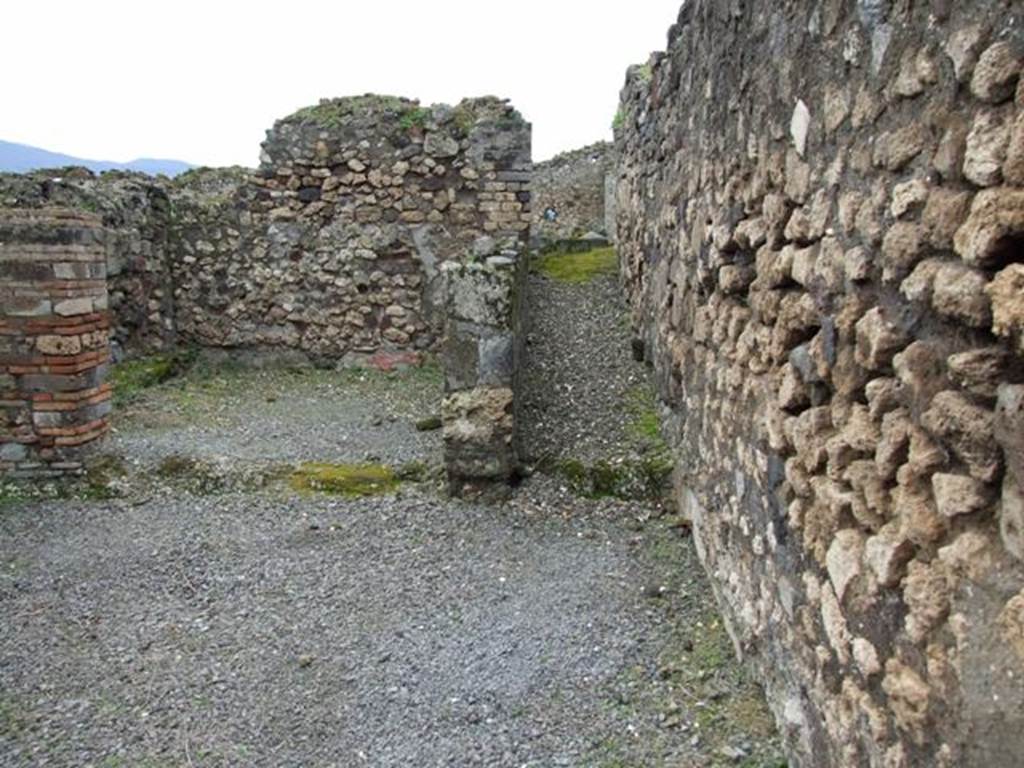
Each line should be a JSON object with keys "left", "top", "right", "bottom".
{"left": 0, "top": 208, "right": 112, "bottom": 477}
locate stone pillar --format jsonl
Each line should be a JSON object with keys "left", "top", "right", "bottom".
{"left": 441, "top": 255, "right": 525, "bottom": 495}
{"left": 440, "top": 105, "right": 531, "bottom": 497}
{"left": 0, "top": 208, "right": 112, "bottom": 477}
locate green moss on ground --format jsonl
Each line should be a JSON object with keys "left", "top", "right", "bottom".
{"left": 289, "top": 462, "right": 400, "bottom": 497}
{"left": 414, "top": 415, "right": 442, "bottom": 432}
{"left": 396, "top": 461, "right": 431, "bottom": 482}
{"left": 625, "top": 384, "right": 664, "bottom": 445}
{"left": 110, "top": 350, "right": 195, "bottom": 406}
{"left": 551, "top": 455, "right": 670, "bottom": 501}
{"left": 535, "top": 247, "right": 618, "bottom": 283}
{"left": 0, "top": 482, "right": 34, "bottom": 509}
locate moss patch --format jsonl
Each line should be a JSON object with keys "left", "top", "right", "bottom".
{"left": 110, "top": 350, "right": 195, "bottom": 406}
{"left": 289, "top": 463, "right": 400, "bottom": 497}
{"left": 535, "top": 247, "right": 618, "bottom": 283}
{"left": 550, "top": 456, "right": 670, "bottom": 501}
{"left": 625, "top": 384, "right": 664, "bottom": 445}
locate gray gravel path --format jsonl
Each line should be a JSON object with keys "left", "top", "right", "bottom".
{"left": 1, "top": 482, "right": 780, "bottom": 767}
{"left": 520, "top": 266, "right": 649, "bottom": 465}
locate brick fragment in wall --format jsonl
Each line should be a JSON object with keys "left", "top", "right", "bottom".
{"left": 612, "top": 1, "right": 1024, "bottom": 765}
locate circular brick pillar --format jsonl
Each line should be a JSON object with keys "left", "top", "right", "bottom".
{"left": 0, "top": 207, "right": 111, "bottom": 477}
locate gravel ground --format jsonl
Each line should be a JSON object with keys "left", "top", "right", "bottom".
{"left": 520, "top": 265, "right": 649, "bottom": 466}
{"left": 1, "top": 482, "right": 781, "bottom": 768}
{"left": 109, "top": 364, "right": 444, "bottom": 472}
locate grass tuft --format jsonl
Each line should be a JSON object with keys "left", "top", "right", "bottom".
{"left": 535, "top": 247, "right": 618, "bottom": 283}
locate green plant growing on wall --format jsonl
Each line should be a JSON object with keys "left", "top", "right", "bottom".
{"left": 399, "top": 107, "right": 431, "bottom": 132}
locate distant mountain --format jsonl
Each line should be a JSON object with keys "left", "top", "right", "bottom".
{"left": 0, "top": 139, "right": 193, "bottom": 177}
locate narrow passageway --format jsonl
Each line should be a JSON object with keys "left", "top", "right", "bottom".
{"left": 0, "top": 250, "right": 783, "bottom": 767}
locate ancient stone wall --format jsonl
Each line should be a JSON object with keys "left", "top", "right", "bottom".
{"left": 615, "top": 1, "right": 1024, "bottom": 765}
{"left": 0, "top": 96, "right": 532, "bottom": 367}
{"left": 165, "top": 96, "right": 530, "bottom": 364}
{"left": 0, "top": 208, "right": 112, "bottom": 475}
{"left": 532, "top": 142, "right": 614, "bottom": 246}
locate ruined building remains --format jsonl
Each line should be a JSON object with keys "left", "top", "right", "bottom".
{"left": 0, "top": 97, "right": 531, "bottom": 489}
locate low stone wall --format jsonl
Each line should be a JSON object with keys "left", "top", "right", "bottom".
{"left": 0, "top": 208, "right": 112, "bottom": 475}
{"left": 615, "top": 0, "right": 1024, "bottom": 765}
{"left": 532, "top": 142, "right": 614, "bottom": 246}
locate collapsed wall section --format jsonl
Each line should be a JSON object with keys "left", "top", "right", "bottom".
{"left": 615, "top": 1, "right": 1024, "bottom": 766}
{"left": 0, "top": 208, "right": 112, "bottom": 475}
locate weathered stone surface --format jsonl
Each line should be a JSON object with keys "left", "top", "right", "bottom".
{"left": 1000, "top": 591, "right": 1024, "bottom": 661}
{"left": 532, "top": 143, "right": 614, "bottom": 245}
{"left": 954, "top": 188, "right": 1024, "bottom": 268}
{"left": 855, "top": 307, "right": 908, "bottom": 371}
{"left": 970, "top": 41, "right": 1024, "bottom": 104}
{"left": 441, "top": 386, "right": 516, "bottom": 482}
{"left": 922, "top": 391, "right": 1001, "bottom": 482}
{"left": 612, "top": 3, "right": 1024, "bottom": 765}
{"left": 826, "top": 529, "right": 865, "bottom": 602}
{"left": 987, "top": 265, "right": 1024, "bottom": 354}
{"left": 791, "top": 99, "right": 811, "bottom": 157}
{"left": 921, "top": 188, "right": 972, "bottom": 249}
{"left": 882, "top": 659, "right": 931, "bottom": 741}
{"left": 1001, "top": 475, "right": 1024, "bottom": 563}
{"left": 938, "top": 530, "right": 998, "bottom": 582}
{"left": 1006, "top": 112, "right": 1024, "bottom": 185}
{"left": 865, "top": 523, "right": 915, "bottom": 588}
{"left": 880, "top": 222, "right": 925, "bottom": 282}
{"left": 964, "top": 109, "right": 1011, "bottom": 186}
{"left": 894, "top": 477, "right": 947, "bottom": 546}
{"left": 0, "top": 208, "right": 111, "bottom": 475}
{"left": 932, "top": 473, "right": 991, "bottom": 518}
{"left": 903, "top": 559, "right": 951, "bottom": 643}
{"left": 947, "top": 347, "right": 1008, "bottom": 397}
{"left": 930, "top": 262, "right": 991, "bottom": 328}
{"left": 945, "top": 24, "right": 984, "bottom": 83}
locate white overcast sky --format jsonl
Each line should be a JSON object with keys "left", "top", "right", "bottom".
{"left": 2, "top": 1, "right": 682, "bottom": 168}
